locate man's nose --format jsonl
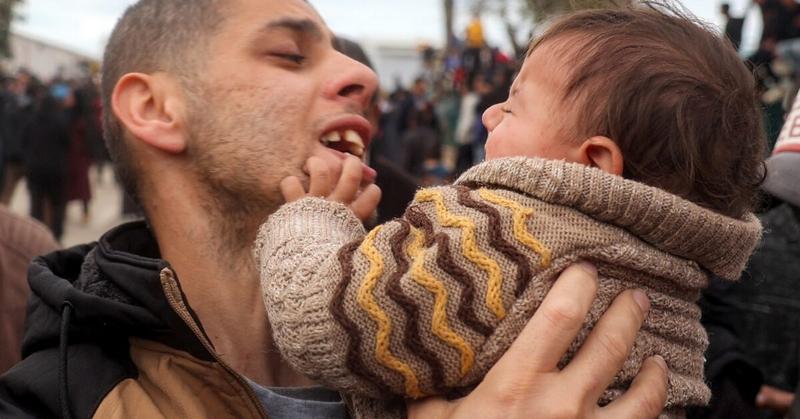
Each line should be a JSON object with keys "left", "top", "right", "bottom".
{"left": 483, "top": 103, "right": 503, "bottom": 132}
{"left": 323, "top": 53, "right": 379, "bottom": 111}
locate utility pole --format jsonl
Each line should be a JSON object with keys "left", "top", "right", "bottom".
{"left": 444, "top": 0, "right": 455, "bottom": 50}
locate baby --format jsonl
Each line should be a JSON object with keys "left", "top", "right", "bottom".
{"left": 255, "top": 4, "right": 764, "bottom": 419}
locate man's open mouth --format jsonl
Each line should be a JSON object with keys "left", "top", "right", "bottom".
{"left": 320, "top": 129, "right": 366, "bottom": 158}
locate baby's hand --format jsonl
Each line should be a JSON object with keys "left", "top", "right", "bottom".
{"left": 281, "top": 155, "right": 382, "bottom": 221}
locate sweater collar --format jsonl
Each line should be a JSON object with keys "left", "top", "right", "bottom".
{"left": 456, "top": 157, "right": 762, "bottom": 281}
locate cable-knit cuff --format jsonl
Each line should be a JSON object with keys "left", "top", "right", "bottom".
{"left": 255, "top": 198, "right": 366, "bottom": 262}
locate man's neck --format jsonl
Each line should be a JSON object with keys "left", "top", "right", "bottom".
{"left": 146, "top": 188, "right": 314, "bottom": 388}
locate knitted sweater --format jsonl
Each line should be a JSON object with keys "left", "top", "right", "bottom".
{"left": 255, "top": 157, "right": 762, "bottom": 419}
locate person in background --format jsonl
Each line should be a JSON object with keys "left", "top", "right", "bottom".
{"left": 690, "top": 96, "right": 800, "bottom": 419}
{"left": 0, "top": 70, "right": 34, "bottom": 205}
{"left": 82, "top": 81, "right": 111, "bottom": 183}
{"left": 401, "top": 103, "right": 441, "bottom": 179}
{"left": 66, "top": 88, "right": 93, "bottom": 224}
{"left": 23, "top": 86, "right": 71, "bottom": 241}
{"left": 453, "top": 75, "right": 489, "bottom": 176}
{"left": 463, "top": 13, "right": 485, "bottom": 85}
{"left": 0, "top": 205, "right": 58, "bottom": 374}
{"left": 0, "top": 76, "right": 9, "bottom": 190}
{"left": 720, "top": 3, "right": 744, "bottom": 51}
{"left": 410, "top": 77, "right": 429, "bottom": 111}
{"left": 749, "top": 118, "right": 800, "bottom": 417}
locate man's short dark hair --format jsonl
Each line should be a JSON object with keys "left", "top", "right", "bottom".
{"left": 101, "top": 0, "right": 224, "bottom": 203}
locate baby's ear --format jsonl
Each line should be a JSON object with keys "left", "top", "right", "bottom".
{"left": 577, "top": 136, "right": 624, "bottom": 176}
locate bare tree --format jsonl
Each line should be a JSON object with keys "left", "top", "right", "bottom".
{"left": 0, "top": 0, "right": 22, "bottom": 58}
{"left": 524, "top": 0, "right": 633, "bottom": 22}
{"left": 470, "top": 0, "right": 631, "bottom": 56}
{"left": 444, "top": 0, "right": 455, "bottom": 50}
{"left": 523, "top": 0, "right": 569, "bottom": 22}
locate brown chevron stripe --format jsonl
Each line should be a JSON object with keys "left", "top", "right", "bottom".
{"left": 384, "top": 220, "right": 447, "bottom": 394}
{"left": 406, "top": 206, "right": 494, "bottom": 337}
{"left": 330, "top": 240, "right": 395, "bottom": 395}
{"left": 455, "top": 186, "right": 534, "bottom": 297}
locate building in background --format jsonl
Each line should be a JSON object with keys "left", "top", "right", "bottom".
{"left": 361, "top": 40, "right": 427, "bottom": 90}
{"left": 2, "top": 32, "right": 98, "bottom": 80}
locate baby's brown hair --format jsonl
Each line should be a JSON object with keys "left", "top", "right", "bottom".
{"left": 532, "top": 1, "right": 765, "bottom": 218}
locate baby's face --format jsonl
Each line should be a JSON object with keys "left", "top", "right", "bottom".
{"left": 483, "top": 41, "right": 580, "bottom": 162}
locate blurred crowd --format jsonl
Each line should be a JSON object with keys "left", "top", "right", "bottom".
{"left": 369, "top": 15, "right": 515, "bottom": 187}
{"left": 0, "top": 70, "right": 106, "bottom": 241}
{"left": 365, "top": 2, "right": 800, "bottom": 192}
{"left": 732, "top": 0, "right": 800, "bottom": 149}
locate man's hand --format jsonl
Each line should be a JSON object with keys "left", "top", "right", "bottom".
{"left": 408, "top": 263, "right": 669, "bottom": 419}
{"left": 280, "top": 155, "right": 382, "bottom": 221}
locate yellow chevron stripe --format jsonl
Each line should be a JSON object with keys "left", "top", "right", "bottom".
{"left": 407, "top": 228, "right": 475, "bottom": 377}
{"left": 356, "top": 226, "right": 424, "bottom": 398}
{"left": 479, "top": 189, "right": 552, "bottom": 268}
{"left": 415, "top": 189, "right": 506, "bottom": 320}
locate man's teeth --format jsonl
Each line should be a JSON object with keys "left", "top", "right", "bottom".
{"left": 320, "top": 129, "right": 366, "bottom": 156}
{"left": 344, "top": 130, "right": 365, "bottom": 156}
{"left": 322, "top": 131, "right": 341, "bottom": 145}
{"left": 344, "top": 130, "right": 364, "bottom": 147}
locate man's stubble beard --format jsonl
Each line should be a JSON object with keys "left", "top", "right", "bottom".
{"left": 183, "top": 83, "right": 308, "bottom": 261}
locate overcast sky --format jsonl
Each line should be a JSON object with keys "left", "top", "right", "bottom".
{"left": 13, "top": 0, "right": 758, "bottom": 58}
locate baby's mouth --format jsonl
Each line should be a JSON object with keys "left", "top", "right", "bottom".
{"left": 319, "top": 129, "right": 366, "bottom": 158}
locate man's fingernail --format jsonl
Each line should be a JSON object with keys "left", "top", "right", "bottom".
{"left": 576, "top": 261, "right": 597, "bottom": 276}
{"left": 653, "top": 355, "right": 667, "bottom": 372}
{"left": 633, "top": 289, "right": 651, "bottom": 313}
{"left": 653, "top": 355, "right": 669, "bottom": 370}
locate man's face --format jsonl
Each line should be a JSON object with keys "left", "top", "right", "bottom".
{"left": 183, "top": 0, "right": 378, "bottom": 221}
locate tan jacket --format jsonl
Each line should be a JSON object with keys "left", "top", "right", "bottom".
{"left": 0, "top": 222, "right": 272, "bottom": 419}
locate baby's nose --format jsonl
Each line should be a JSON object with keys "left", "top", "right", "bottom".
{"left": 482, "top": 104, "right": 503, "bottom": 132}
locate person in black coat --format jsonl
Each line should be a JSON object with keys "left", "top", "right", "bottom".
{"left": 23, "top": 90, "right": 71, "bottom": 240}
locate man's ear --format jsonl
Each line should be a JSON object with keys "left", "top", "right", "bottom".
{"left": 111, "top": 72, "right": 187, "bottom": 154}
{"left": 577, "top": 136, "right": 624, "bottom": 176}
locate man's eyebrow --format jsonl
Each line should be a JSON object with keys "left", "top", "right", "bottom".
{"left": 261, "top": 18, "right": 324, "bottom": 40}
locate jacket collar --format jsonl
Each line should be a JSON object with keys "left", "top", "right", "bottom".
{"left": 23, "top": 221, "right": 214, "bottom": 362}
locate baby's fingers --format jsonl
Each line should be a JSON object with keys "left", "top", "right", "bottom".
{"left": 306, "top": 157, "right": 334, "bottom": 197}
{"left": 280, "top": 176, "right": 306, "bottom": 203}
{"left": 329, "top": 156, "right": 363, "bottom": 204}
{"left": 351, "top": 184, "right": 382, "bottom": 221}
